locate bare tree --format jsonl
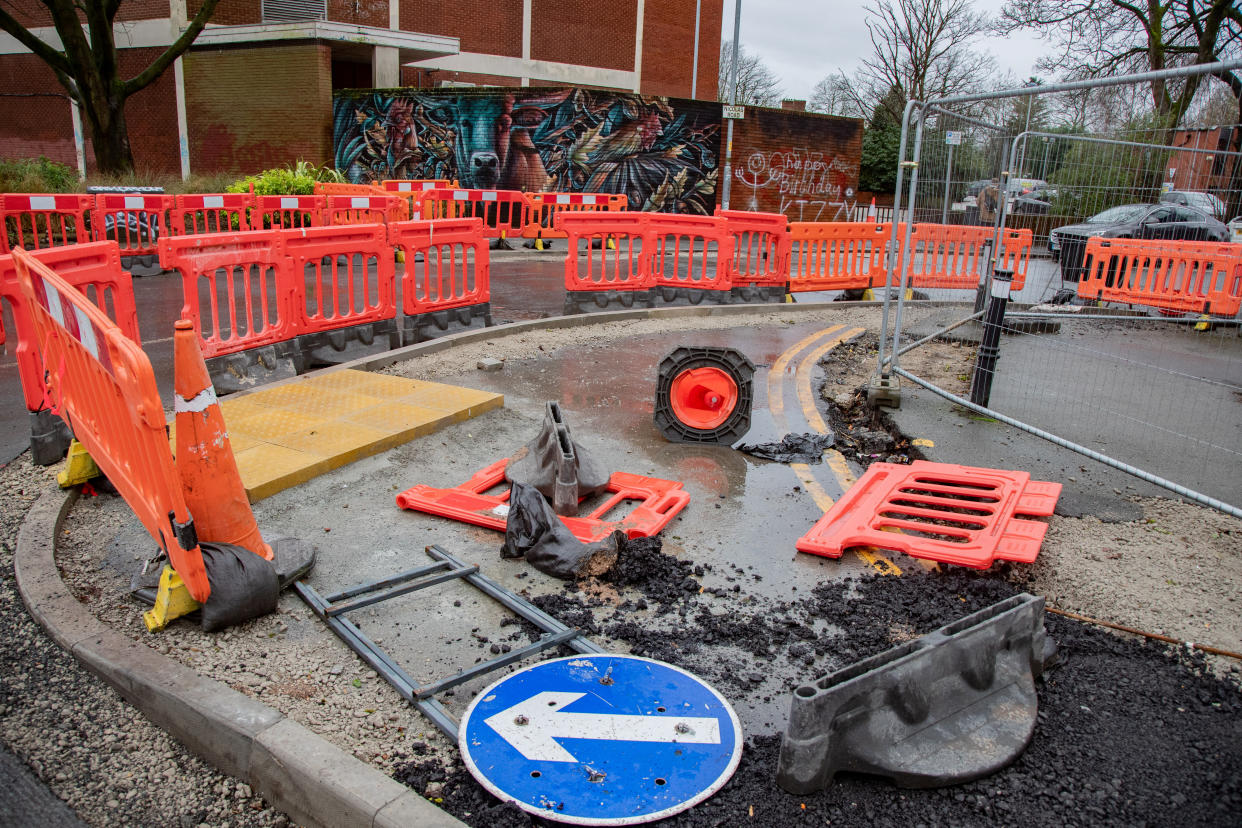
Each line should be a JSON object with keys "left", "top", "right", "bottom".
{"left": 0, "top": 1, "right": 221, "bottom": 174}
{"left": 999, "top": 0, "right": 1242, "bottom": 127}
{"left": 852, "top": 0, "right": 994, "bottom": 124}
{"left": 717, "top": 41, "right": 784, "bottom": 107}
{"left": 809, "top": 73, "right": 870, "bottom": 118}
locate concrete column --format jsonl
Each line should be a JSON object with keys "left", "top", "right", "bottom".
{"left": 521, "top": 0, "right": 532, "bottom": 86}
{"left": 374, "top": 45, "right": 401, "bottom": 87}
{"left": 170, "top": 0, "right": 191, "bottom": 179}
{"left": 69, "top": 99, "right": 86, "bottom": 179}
{"left": 389, "top": 0, "right": 400, "bottom": 29}
{"left": 633, "top": 0, "right": 644, "bottom": 92}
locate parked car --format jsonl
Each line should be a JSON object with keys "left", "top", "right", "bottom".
{"left": 1048, "top": 203, "right": 1230, "bottom": 281}
{"left": 1160, "top": 190, "right": 1226, "bottom": 220}
{"left": 1010, "top": 187, "right": 1055, "bottom": 215}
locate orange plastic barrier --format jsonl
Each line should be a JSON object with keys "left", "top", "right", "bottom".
{"left": 648, "top": 214, "right": 734, "bottom": 291}
{"left": 282, "top": 223, "right": 396, "bottom": 335}
{"left": 0, "top": 193, "right": 94, "bottom": 253}
{"left": 903, "top": 225, "right": 1030, "bottom": 291}
{"left": 171, "top": 193, "right": 250, "bottom": 236}
{"left": 0, "top": 241, "right": 138, "bottom": 412}
{"left": 250, "top": 194, "right": 325, "bottom": 231}
{"left": 523, "top": 192, "right": 628, "bottom": 242}
{"left": 323, "top": 194, "right": 406, "bottom": 227}
{"left": 381, "top": 179, "right": 454, "bottom": 219}
{"left": 92, "top": 193, "right": 174, "bottom": 258}
{"left": 396, "top": 459, "right": 691, "bottom": 543}
{"left": 12, "top": 249, "right": 210, "bottom": 600}
{"left": 389, "top": 219, "right": 490, "bottom": 314}
{"left": 316, "top": 182, "right": 411, "bottom": 222}
{"left": 788, "top": 222, "right": 888, "bottom": 292}
{"left": 717, "top": 208, "right": 790, "bottom": 288}
{"left": 159, "top": 230, "right": 295, "bottom": 359}
{"left": 419, "top": 188, "right": 528, "bottom": 241}
{"left": 1078, "top": 237, "right": 1242, "bottom": 316}
{"left": 557, "top": 211, "right": 652, "bottom": 292}
{"left": 796, "top": 460, "right": 1062, "bottom": 569}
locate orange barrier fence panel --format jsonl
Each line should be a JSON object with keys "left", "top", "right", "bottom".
{"left": 648, "top": 214, "right": 734, "bottom": 291}
{"left": 1077, "top": 238, "right": 1242, "bottom": 316}
{"left": 522, "top": 192, "right": 628, "bottom": 240}
{"left": 250, "top": 195, "right": 325, "bottom": 231}
{"left": 788, "top": 222, "right": 889, "bottom": 292}
{"left": 323, "top": 194, "right": 405, "bottom": 227}
{"left": 419, "top": 188, "right": 528, "bottom": 240}
{"left": 0, "top": 193, "right": 94, "bottom": 253}
{"left": 12, "top": 249, "right": 210, "bottom": 600}
{"left": 389, "top": 218, "right": 490, "bottom": 314}
{"left": 316, "top": 182, "right": 410, "bottom": 222}
{"left": 381, "top": 179, "right": 454, "bottom": 220}
{"left": 556, "top": 212, "right": 652, "bottom": 291}
{"left": 995, "top": 228, "right": 1032, "bottom": 289}
{"left": 717, "top": 209, "right": 790, "bottom": 287}
{"left": 0, "top": 241, "right": 137, "bottom": 412}
{"left": 171, "top": 193, "right": 252, "bottom": 236}
{"left": 281, "top": 223, "right": 396, "bottom": 334}
{"left": 159, "top": 230, "right": 296, "bottom": 359}
{"left": 905, "top": 224, "right": 993, "bottom": 290}
{"left": 91, "top": 193, "right": 174, "bottom": 258}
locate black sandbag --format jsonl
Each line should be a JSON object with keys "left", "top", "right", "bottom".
{"left": 738, "top": 432, "right": 835, "bottom": 463}
{"left": 505, "top": 401, "right": 609, "bottom": 516}
{"left": 199, "top": 541, "right": 279, "bottom": 632}
{"left": 501, "top": 483, "right": 621, "bottom": 579}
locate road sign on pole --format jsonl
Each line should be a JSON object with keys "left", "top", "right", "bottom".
{"left": 945, "top": 130, "right": 963, "bottom": 145}
{"left": 459, "top": 654, "right": 743, "bottom": 825}
{"left": 722, "top": 104, "right": 745, "bottom": 120}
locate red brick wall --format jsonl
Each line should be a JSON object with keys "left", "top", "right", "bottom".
{"left": 402, "top": 1, "right": 523, "bottom": 56}
{"left": 116, "top": 0, "right": 171, "bottom": 21}
{"left": 728, "top": 107, "right": 863, "bottom": 220}
{"left": 641, "top": 0, "right": 721, "bottom": 98}
{"left": 185, "top": 43, "right": 333, "bottom": 174}
{"left": 190, "top": 0, "right": 260, "bottom": 25}
{"left": 0, "top": 54, "right": 78, "bottom": 168}
{"left": 531, "top": 0, "right": 635, "bottom": 72}
{"left": 115, "top": 47, "right": 181, "bottom": 174}
{"left": 328, "top": 0, "right": 389, "bottom": 28}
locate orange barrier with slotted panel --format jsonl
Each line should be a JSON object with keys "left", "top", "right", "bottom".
{"left": 0, "top": 241, "right": 138, "bottom": 412}
{"left": 323, "top": 194, "right": 406, "bottom": 227}
{"left": 396, "top": 459, "right": 691, "bottom": 543}
{"left": 419, "top": 188, "right": 529, "bottom": 241}
{"left": 993, "top": 228, "right": 1033, "bottom": 288}
{"left": 282, "top": 223, "right": 396, "bottom": 335}
{"left": 523, "top": 193, "right": 628, "bottom": 242}
{"left": 717, "top": 209, "right": 790, "bottom": 289}
{"left": 381, "top": 179, "right": 454, "bottom": 219}
{"left": 901, "top": 225, "right": 1030, "bottom": 291}
{"left": 389, "top": 219, "right": 490, "bottom": 314}
{"left": 796, "top": 460, "right": 1062, "bottom": 569}
{"left": 250, "top": 195, "right": 325, "bottom": 231}
{"left": 788, "top": 222, "right": 888, "bottom": 292}
{"left": 0, "top": 194, "right": 94, "bottom": 253}
{"left": 171, "top": 193, "right": 251, "bottom": 236}
{"left": 1077, "top": 237, "right": 1242, "bottom": 316}
{"left": 159, "top": 230, "right": 295, "bottom": 359}
{"left": 557, "top": 211, "right": 652, "bottom": 292}
{"left": 315, "top": 182, "right": 411, "bottom": 222}
{"left": 648, "top": 214, "right": 734, "bottom": 292}
{"left": 91, "top": 193, "right": 174, "bottom": 258}
{"left": 12, "top": 249, "right": 210, "bottom": 600}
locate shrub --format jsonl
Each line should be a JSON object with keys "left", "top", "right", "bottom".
{"left": 226, "top": 160, "right": 344, "bottom": 196}
{"left": 0, "top": 156, "right": 80, "bottom": 193}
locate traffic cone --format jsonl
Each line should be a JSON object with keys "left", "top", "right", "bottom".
{"left": 867, "top": 197, "right": 877, "bottom": 222}
{"left": 173, "top": 319, "right": 273, "bottom": 561}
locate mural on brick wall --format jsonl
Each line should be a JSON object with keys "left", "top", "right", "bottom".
{"left": 730, "top": 110, "right": 863, "bottom": 221}
{"left": 334, "top": 88, "right": 720, "bottom": 212}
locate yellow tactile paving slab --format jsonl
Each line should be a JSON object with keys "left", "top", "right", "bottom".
{"left": 169, "top": 369, "right": 502, "bottom": 502}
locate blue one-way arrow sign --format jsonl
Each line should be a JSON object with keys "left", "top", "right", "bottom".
{"left": 459, "top": 655, "right": 742, "bottom": 825}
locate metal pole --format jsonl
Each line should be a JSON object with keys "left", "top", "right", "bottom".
{"left": 977, "top": 139, "right": 1012, "bottom": 313}
{"left": 887, "top": 104, "right": 927, "bottom": 377}
{"left": 969, "top": 270, "right": 1012, "bottom": 407}
{"left": 875, "top": 99, "right": 919, "bottom": 383}
{"left": 721, "top": 0, "right": 742, "bottom": 210}
{"left": 941, "top": 142, "right": 954, "bottom": 224}
{"left": 691, "top": 0, "right": 701, "bottom": 98}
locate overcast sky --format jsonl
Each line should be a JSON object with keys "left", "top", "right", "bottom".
{"left": 720, "top": 0, "right": 1052, "bottom": 103}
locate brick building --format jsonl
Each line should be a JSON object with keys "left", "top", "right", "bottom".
{"left": 0, "top": 0, "right": 723, "bottom": 176}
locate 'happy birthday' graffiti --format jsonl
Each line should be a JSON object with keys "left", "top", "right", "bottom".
{"left": 735, "top": 147, "right": 857, "bottom": 220}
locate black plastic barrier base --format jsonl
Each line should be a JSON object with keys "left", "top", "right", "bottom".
{"left": 563, "top": 290, "right": 655, "bottom": 315}
{"left": 295, "top": 319, "right": 401, "bottom": 369}
{"left": 776, "top": 593, "right": 1057, "bottom": 793}
{"left": 28, "top": 408, "right": 73, "bottom": 466}
{"left": 565, "top": 286, "right": 785, "bottom": 315}
{"left": 401, "top": 302, "right": 492, "bottom": 345}
{"left": 205, "top": 344, "right": 299, "bottom": 396}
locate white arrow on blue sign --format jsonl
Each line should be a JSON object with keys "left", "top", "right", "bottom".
{"left": 459, "top": 654, "right": 743, "bottom": 826}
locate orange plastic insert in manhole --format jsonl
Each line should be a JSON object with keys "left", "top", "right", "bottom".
{"left": 796, "top": 461, "right": 1062, "bottom": 569}
{"left": 396, "top": 459, "right": 690, "bottom": 543}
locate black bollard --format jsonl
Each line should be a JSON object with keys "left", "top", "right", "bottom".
{"left": 969, "top": 270, "right": 1013, "bottom": 407}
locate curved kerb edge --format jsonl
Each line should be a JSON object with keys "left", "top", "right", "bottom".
{"left": 14, "top": 486, "right": 465, "bottom": 828}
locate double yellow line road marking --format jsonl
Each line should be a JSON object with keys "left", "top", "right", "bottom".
{"left": 768, "top": 325, "right": 902, "bottom": 576}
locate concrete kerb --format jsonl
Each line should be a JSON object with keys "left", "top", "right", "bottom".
{"left": 14, "top": 487, "right": 465, "bottom": 828}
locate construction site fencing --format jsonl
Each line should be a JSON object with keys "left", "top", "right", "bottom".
{"left": 91, "top": 193, "right": 174, "bottom": 259}
{"left": 11, "top": 248, "right": 210, "bottom": 600}
{"left": 381, "top": 179, "right": 454, "bottom": 219}
{"left": 0, "top": 241, "right": 138, "bottom": 412}
{"left": 284, "top": 223, "right": 395, "bottom": 335}
{"left": 717, "top": 208, "right": 790, "bottom": 290}
{"left": 250, "top": 195, "right": 325, "bottom": 230}
{"left": 523, "top": 193, "right": 628, "bottom": 244}
{"left": 322, "top": 194, "right": 407, "bottom": 227}
{"left": 0, "top": 193, "right": 94, "bottom": 253}
{"left": 419, "top": 188, "right": 528, "bottom": 243}
{"left": 389, "top": 218, "right": 492, "bottom": 342}
{"left": 880, "top": 59, "right": 1242, "bottom": 515}
{"left": 170, "top": 193, "right": 251, "bottom": 236}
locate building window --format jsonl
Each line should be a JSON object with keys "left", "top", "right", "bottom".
{"left": 262, "top": 0, "right": 328, "bottom": 22}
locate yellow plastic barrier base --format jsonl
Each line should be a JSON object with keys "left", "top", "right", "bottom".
{"left": 57, "top": 440, "right": 100, "bottom": 488}
{"left": 143, "top": 566, "right": 201, "bottom": 633}
{"left": 1194, "top": 314, "right": 1211, "bottom": 332}
{"left": 861, "top": 288, "right": 914, "bottom": 301}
